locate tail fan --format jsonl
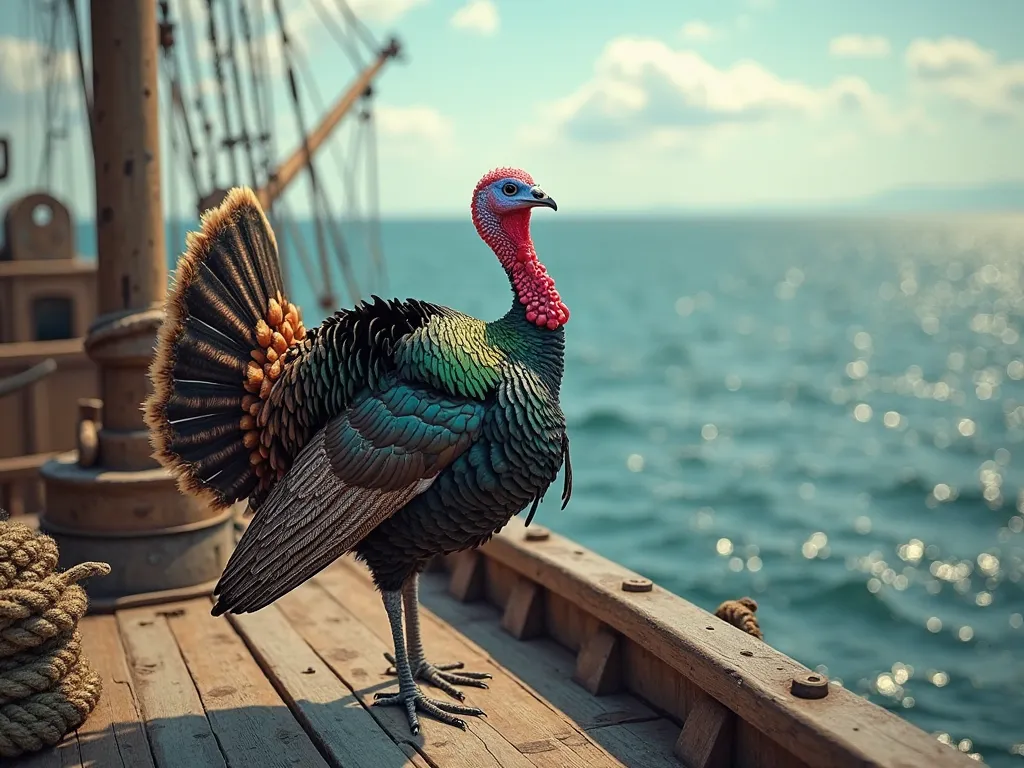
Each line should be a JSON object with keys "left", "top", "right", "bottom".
{"left": 144, "top": 187, "right": 308, "bottom": 510}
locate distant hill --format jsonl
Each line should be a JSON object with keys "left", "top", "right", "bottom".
{"left": 847, "top": 181, "right": 1024, "bottom": 213}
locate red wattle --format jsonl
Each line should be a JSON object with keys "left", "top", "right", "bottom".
{"left": 470, "top": 172, "right": 569, "bottom": 331}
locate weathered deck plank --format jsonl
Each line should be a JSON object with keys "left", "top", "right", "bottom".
{"left": 277, "top": 576, "right": 535, "bottom": 768}
{"left": 117, "top": 602, "right": 227, "bottom": 768}
{"left": 308, "top": 560, "right": 634, "bottom": 768}
{"left": 10, "top": 734, "right": 82, "bottom": 768}
{"left": 228, "top": 603, "right": 427, "bottom": 768}
{"left": 588, "top": 719, "right": 688, "bottom": 768}
{"left": 74, "top": 614, "right": 155, "bottom": 768}
{"left": 165, "top": 600, "right": 330, "bottom": 768}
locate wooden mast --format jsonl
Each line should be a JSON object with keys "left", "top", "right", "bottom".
{"left": 39, "top": 0, "right": 234, "bottom": 607}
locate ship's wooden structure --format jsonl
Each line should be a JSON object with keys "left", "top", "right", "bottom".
{"left": 0, "top": 1, "right": 982, "bottom": 767}
{"left": 10, "top": 515, "right": 976, "bottom": 768}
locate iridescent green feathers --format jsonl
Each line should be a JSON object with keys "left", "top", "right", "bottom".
{"left": 395, "top": 314, "right": 506, "bottom": 400}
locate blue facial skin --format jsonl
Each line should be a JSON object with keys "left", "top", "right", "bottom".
{"left": 487, "top": 178, "right": 558, "bottom": 213}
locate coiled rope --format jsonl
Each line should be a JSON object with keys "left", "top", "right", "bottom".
{"left": 0, "top": 509, "right": 110, "bottom": 759}
{"left": 715, "top": 597, "right": 763, "bottom": 640}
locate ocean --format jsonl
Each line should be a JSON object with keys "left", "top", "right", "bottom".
{"left": 85, "top": 213, "right": 1024, "bottom": 765}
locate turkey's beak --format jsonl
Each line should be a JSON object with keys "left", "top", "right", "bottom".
{"left": 529, "top": 186, "right": 557, "bottom": 211}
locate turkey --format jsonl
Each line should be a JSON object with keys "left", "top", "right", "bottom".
{"left": 143, "top": 167, "right": 572, "bottom": 734}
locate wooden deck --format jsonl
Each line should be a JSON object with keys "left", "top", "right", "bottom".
{"left": 10, "top": 517, "right": 977, "bottom": 768}
{"left": 12, "top": 554, "right": 677, "bottom": 768}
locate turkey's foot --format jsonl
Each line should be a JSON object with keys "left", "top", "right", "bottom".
{"left": 384, "top": 652, "right": 491, "bottom": 700}
{"left": 373, "top": 683, "right": 485, "bottom": 734}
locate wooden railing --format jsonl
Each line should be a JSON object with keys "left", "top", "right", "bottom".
{"left": 0, "top": 452, "right": 57, "bottom": 517}
{"left": 439, "top": 517, "right": 975, "bottom": 768}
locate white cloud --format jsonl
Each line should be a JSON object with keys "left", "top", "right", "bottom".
{"left": 450, "top": 0, "right": 499, "bottom": 36}
{"left": 680, "top": 21, "right": 720, "bottom": 43}
{"left": 907, "top": 37, "right": 1024, "bottom": 118}
{"left": 0, "top": 36, "right": 76, "bottom": 93}
{"left": 906, "top": 37, "right": 993, "bottom": 79}
{"left": 829, "top": 35, "right": 891, "bottom": 59}
{"left": 375, "top": 105, "right": 454, "bottom": 148}
{"left": 349, "top": 0, "right": 427, "bottom": 24}
{"left": 542, "top": 37, "right": 913, "bottom": 145}
{"left": 827, "top": 76, "right": 931, "bottom": 135}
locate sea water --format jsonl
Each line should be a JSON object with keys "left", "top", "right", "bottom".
{"left": 82, "top": 213, "right": 1024, "bottom": 765}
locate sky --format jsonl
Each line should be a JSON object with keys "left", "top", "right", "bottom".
{"left": 0, "top": 0, "right": 1023, "bottom": 219}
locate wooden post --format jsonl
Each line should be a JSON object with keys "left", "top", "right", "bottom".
{"left": 39, "top": 0, "right": 234, "bottom": 609}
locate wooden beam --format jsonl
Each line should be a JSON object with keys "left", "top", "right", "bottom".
{"left": 0, "top": 358, "right": 57, "bottom": 398}
{"left": 500, "top": 577, "right": 545, "bottom": 640}
{"left": 0, "top": 339, "right": 86, "bottom": 366}
{"left": 0, "top": 452, "right": 58, "bottom": 482}
{"left": 674, "top": 692, "right": 734, "bottom": 768}
{"left": 255, "top": 40, "right": 400, "bottom": 210}
{"left": 573, "top": 624, "right": 622, "bottom": 696}
{"left": 448, "top": 549, "right": 485, "bottom": 602}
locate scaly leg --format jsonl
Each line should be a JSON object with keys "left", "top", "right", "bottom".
{"left": 373, "top": 589, "right": 485, "bottom": 734}
{"left": 383, "top": 573, "right": 492, "bottom": 701}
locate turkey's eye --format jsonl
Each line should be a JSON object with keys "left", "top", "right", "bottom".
{"left": 502, "top": 182, "right": 517, "bottom": 196}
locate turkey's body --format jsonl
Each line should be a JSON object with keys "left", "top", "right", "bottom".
{"left": 359, "top": 311, "right": 567, "bottom": 589}
{"left": 144, "top": 170, "right": 571, "bottom": 735}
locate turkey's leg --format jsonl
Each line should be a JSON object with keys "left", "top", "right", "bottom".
{"left": 373, "top": 589, "right": 484, "bottom": 733}
{"left": 384, "top": 572, "right": 492, "bottom": 701}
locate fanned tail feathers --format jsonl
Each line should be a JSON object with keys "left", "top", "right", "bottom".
{"left": 144, "top": 187, "right": 305, "bottom": 509}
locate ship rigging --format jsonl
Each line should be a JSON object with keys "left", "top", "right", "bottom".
{"left": 20, "top": 0, "right": 401, "bottom": 310}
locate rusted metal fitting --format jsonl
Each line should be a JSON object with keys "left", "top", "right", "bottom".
{"left": 791, "top": 673, "right": 829, "bottom": 699}
{"left": 621, "top": 578, "right": 653, "bottom": 593}
{"left": 524, "top": 526, "right": 550, "bottom": 542}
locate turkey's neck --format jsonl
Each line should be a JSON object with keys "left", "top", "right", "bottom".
{"left": 474, "top": 205, "right": 569, "bottom": 331}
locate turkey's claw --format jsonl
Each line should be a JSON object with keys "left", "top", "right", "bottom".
{"left": 384, "top": 652, "right": 491, "bottom": 700}
{"left": 373, "top": 684, "right": 485, "bottom": 734}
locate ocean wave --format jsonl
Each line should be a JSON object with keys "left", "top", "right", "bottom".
{"left": 570, "top": 408, "right": 646, "bottom": 434}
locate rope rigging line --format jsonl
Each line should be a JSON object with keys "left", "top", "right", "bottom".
{"left": 66, "top": 0, "right": 93, "bottom": 152}
{"left": 159, "top": 1, "right": 203, "bottom": 201}
{"left": 238, "top": 0, "right": 272, "bottom": 187}
{"left": 362, "top": 101, "right": 387, "bottom": 292}
{"left": 205, "top": 0, "right": 241, "bottom": 184}
{"left": 277, "top": 197, "right": 320, "bottom": 293}
{"left": 221, "top": 0, "right": 260, "bottom": 188}
{"left": 309, "top": 0, "right": 365, "bottom": 71}
{"left": 162, "top": 49, "right": 184, "bottom": 253}
{"left": 37, "top": 1, "right": 62, "bottom": 190}
{"left": 239, "top": 0, "right": 291, "bottom": 288}
{"left": 294, "top": 44, "right": 362, "bottom": 217}
{"left": 177, "top": 0, "right": 219, "bottom": 191}
{"left": 291, "top": 42, "right": 362, "bottom": 302}
{"left": 332, "top": 0, "right": 381, "bottom": 58}
{"left": 271, "top": 0, "right": 336, "bottom": 310}
{"left": 0, "top": 510, "right": 110, "bottom": 759}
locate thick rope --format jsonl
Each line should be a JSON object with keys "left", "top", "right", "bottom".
{"left": 715, "top": 597, "right": 764, "bottom": 640}
{"left": 0, "top": 511, "right": 110, "bottom": 759}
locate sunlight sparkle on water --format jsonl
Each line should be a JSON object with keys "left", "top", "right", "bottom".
{"left": 854, "top": 403, "right": 873, "bottom": 422}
